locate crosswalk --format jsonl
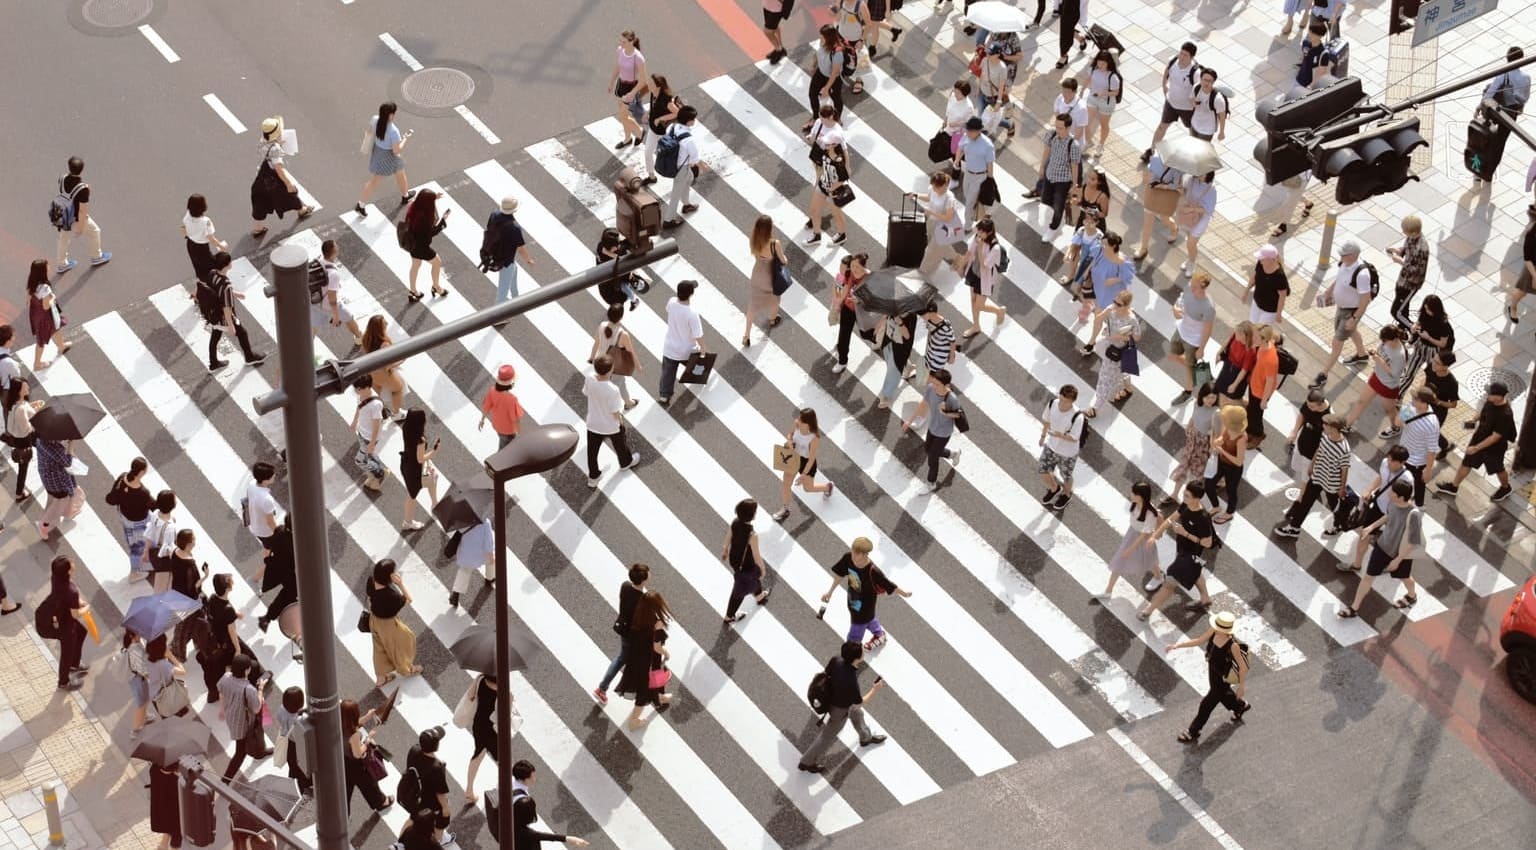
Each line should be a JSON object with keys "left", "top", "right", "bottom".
{"left": 16, "top": 29, "right": 1528, "bottom": 850}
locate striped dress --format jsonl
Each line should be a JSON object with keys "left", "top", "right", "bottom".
{"left": 1309, "top": 435, "right": 1351, "bottom": 492}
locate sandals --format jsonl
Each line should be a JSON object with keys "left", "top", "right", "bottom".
{"left": 406, "top": 291, "right": 423, "bottom": 303}
{"left": 298, "top": 206, "right": 315, "bottom": 220}
{"left": 431, "top": 286, "right": 449, "bottom": 298}
{"left": 1393, "top": 595, "right": 1418, "bottom": 609}
{"left": 769, "top": 314, "right": 783, "bottom": 327}
{"left": 250, "top": 226, "right": 269, "bottom": 237}
{"left": 1337, "top": 606, "right": 1358, "bottom": 619}
{"left": 961, "top": 327, "right": 981, "bottom": 339}
{"left": 1212, "top": 512, "right": 1232, "bottom": 525}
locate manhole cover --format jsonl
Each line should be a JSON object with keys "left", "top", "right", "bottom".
{"left": 81, "top": 0, "right": 153, "bottom": 27}
{"left": 401, "top": 68, "right": 475, "bottom": 110}
{"left": 1464, "top": 367, "right": 1527, "bottom": 401}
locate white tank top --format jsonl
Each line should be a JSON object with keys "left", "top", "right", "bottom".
{"left": 791, "top": 429, "right": 815, "bottom": 457}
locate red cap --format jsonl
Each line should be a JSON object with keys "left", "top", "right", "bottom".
{"left": 496, "top": 364, "right": 516, "bottom": 385}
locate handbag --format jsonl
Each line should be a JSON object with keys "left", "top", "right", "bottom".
{"left": 273, "top": 728, "right": 290, "bottom": 768}
{"left": 927, "top": 130, "right": 951, "bottom": 163}
{"left": 1144, "top": 185, "right": 1182, "bottom": 217}
{"left": 968, "top": 46, "right": 985, "bottom": 78}
{"left": 772, "top": 443, "right": 797, "bottom": 473}
{"left": 1194, "top": 359, "right": 1214, "bottom": 389}
{"left": 770, "top": 251, "right": 793, "bottom": 296}
{"left": 152, "top": 678, "right": 191, "bottom": 718}
{"left": 648, "top": 667, "right": 672, "bottom": 689}
{"left": 1104, "top": 343, "right": 1123, "bottom": 363}
{"left": 359, "top": 127, "right": 374, "bottom": 155}
{"left": 606, "top": 343, "right": 637, "bottom": 377}
{"left": 452, "top": 681, "right": 477, "bottom": 729}
{"left": 831, "top": 184, "right": 856, "bottom": 207}
{"left": 1120, "top": 341, "right": 1141, "bottom": 376}
{"left": 362, "top": 743, "right": 389, "bottom": 781}
{"left": 947, "top": 398, "right": 969, "bottom": 433}
{"left": 357, "top": 611, "right": 371, "bottom": 633}
{"left": 1203, "top": 452, "right": 1220, "bottom": 481}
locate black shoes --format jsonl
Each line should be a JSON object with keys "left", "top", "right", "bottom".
{"left": 797, "top": 762, "right": 824, "bottom": 773}
{"left": 859, "top": 735, "right": 887, "bottom": 747}
{"left": 448, "top": 592, "right": 460, "bottom": 609}
{"left": 208, "top": 359, "right": 228, "bottom": 371}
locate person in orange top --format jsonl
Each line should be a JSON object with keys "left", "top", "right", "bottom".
{"left": 1245, "top": 324, "right": 1281, "bottom": 448}
{"left": 478, "top": 364, "right": 525, "bottom": 450}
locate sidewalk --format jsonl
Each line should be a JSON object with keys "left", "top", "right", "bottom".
{"left": 0, "top": 525, "right": 154, "bottom": 850}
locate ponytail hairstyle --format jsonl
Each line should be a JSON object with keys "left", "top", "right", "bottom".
{"left": 621, "top": 30, "right": 641, "bottom": 51}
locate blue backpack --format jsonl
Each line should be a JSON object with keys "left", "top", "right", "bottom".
{"left": 654, "top": 129, "right": 691, "bottom": 179}
{"left": 49, "top": 179, "right": 85, "bottom": 231}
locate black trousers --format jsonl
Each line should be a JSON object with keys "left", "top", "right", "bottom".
{"left": 924, "top": 432, "right": 954, "bottom": 483}
{"left": 835, "top": 305, "right": 859, "bottom": 365}
{"left": 1245, "top": 390, "right": 1266, "bottom": 439}
{"left": 1204, "top": 459, "right": 1242, "bottom": 513}
{"left": 1188, "top": 678, "right": 1246, "bottom": 735}
{"left": 1284, "top": 481, "right": 1340, "bottom": 528}
{"left": 345, "top": 758, "right": 388, "bottom": 812}
{"left": 1057, "top": 4, "right": 1080, "bottom": 58}
{"left": 1390, "top": 283, "right": 1420, "bottom": 328}
{"left": 725, "top": 567, "right": 764, "bottom": 618}
{"left": 209, "top": 321, "right": 257, "bottom": 366}
{"left": 586, "top": 428, "right": 634, "bottom": 479}
{"left": 222, "top": 727, "right": 265, "bottom": 780}
{"left": 286, "top": 738, "right": 312, "bottom": 793}
{"left": 1406, "top": 462, "right": 1427, "bottom": 506}
{"left": 58, "top": 621, "right": 86, "bottom": 687}
{"left": 1432, "top": 405, "right": 1450, "bottom": 454}
{"left": 10, "top": 436, "right": 33, "bottom": 498}
{"left": 263, "top": 582, "right": 298, "bottom": 624}
{"left": 1044, "top": 179, "right": 1073, "bottom": 230}
{"left": 807, "top": 71, "right": 844, "bottom": 122}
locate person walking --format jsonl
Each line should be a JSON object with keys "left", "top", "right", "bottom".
{"left": 875, "top": 310, "right": 917, "bottom": 409}
{"left": 368, "top": 559, "right": 420, "bottom": 688}
{"left": 36, "top": 436, "right": 82, "bottom": 540}
{"left": 4, "top": 378, "right": 40, "bottom": 503}
{"left": 359, "top": 316, "right": 407, "bottom": 417}
{"left": 1436, "top": 380, "right": 1518, "bottom": 503}
{"left": 355, "top": 103, "right": 415, "bottom": 216}
{"left": 720, "top": 499, "right": 772, "bottom": 624}
{"left": 1101, "top": 481, "right": 1160, "bottom": 597}
{"left": 1167, "top": 611, "right": 1250, "bottom": 743}
{"left": 166, "top": 534, "right": 207, "bottom": 664}
{"left": 1284, "top": 388, "right": 1333, "bottom": 482}
{"left": 904, "top": 302, "right": 957, "bottom": 384}
{"left": 1315, "top": 241, "right": 1377, "bottom": 378}
{"left": 1422, "top": 349, "right": 1460, "bottom": 456}
{"left": 658, "top": 280, "right": 706, "bottom": 405}
{"left": 1083, "top": 289, "right": 1140, "bottom": 419}
{"left": 26, "top": 260, "right": 71, "bottom": 370}
{"left": 1202, "top": 405, "right": 1249, "bottom": 524}
{"left": 744, "top": 215, "right": 786, "bottom": 347}
{"left": 1138, "top": 483, "right": 1217, "bottom": 618}
{"left": 901, "top": 369, "right": 965, "bottom": 494}
{"left": 449, "top": 517, "right": 494, "bottom": 610}
{"left": 975, "top": 55, "right": 1016, "bottom": 139}
{"left": 953, "top": 218, "right": 1008, "bottom": 339}
{"left": 245, "top": 461, "right": 281, "bottom": 553}
{"left": 1168, "top": 382, "right": 1220, "bottom": 506}
{"left": 593, "top": 564, "right": 649, "bottom": 705}
{"left": 256, "top": 516, "right": 298, "bottom": 637}
{"left": 399, "top": 729, "right": 453, "bottom": 846}
{"left": 1338, "top": 479, "right": 1423, "bottom": 616}
{"left": 776, "top": 408, "right": 834, "bottom": 521}
{"left": 203, "top": 572, "right": 257, "bottom": 700}
{"left": 954, "top": 117, "right": 996, "bottom": 234}
{"left": 1083, "top": 51, "right": 1123, "bottom": 156}
{"left": 1176, "top": 171, "right": 1218, "bottom": 278}
{"left": 402, "top": 189, "right": 450, "bottom": 301}
{"left": 105, "top": 457, "right": 155, "bottom": 581}
{"left": 829, "top": 253, "right": 869, "bottom": 373}
{"left": 661, "top": 106, "right": 709, "bottom": 230}
{"left": 478, "top": 364, "right": 525, "bottom": 451}
{"left": 1509, "top": 205, "right": 1536, "bottom": 326}
{"left": 1385, "top": 215, "right": 1429, "bottom": 326}
{"left": 821, "top": 537, "right": 912, "bottom": 648}
{"left": 1245, "top": 324, "right": 1281, "bottom": 448}
{"left": 349, "top": 376, "right": 389, "bottom": 492}
{"left": 912, "top": 173, "right": 967, "bottom": 280}
{"left": 481, "top": 197, "right": 534, "bottom": 304}
{"left": 608, "top": 31, "right": 650, "bottom": 149}
{"left": 588, "top": 304, "right": 641, "bottom": 411}
{"left": 1397, "top": 387, "right": 1441, "bottom": 506}
{"left": 1342, "top": 325, "right": 1407, "bottom": 438}
{"left": 805, "top": 106, "right": 850, "bottom": 245}
{"left": 594, "top": 228, "right": 648, "bottom": 311}
{"left": 218, "top": 654, "right": 270, "bottom": 780}
{"left": 45, "top": 556, "right": 91, "bottom": 690}
{"left": 586, "top": 355, "right": 639, "bottom": 487}
{"left": 1132, "top": 152, "right": 1185, "bottom": 261}
{"left": 1275, "top": 414, "right": 1351, "bottom": 537}
{"left": 1146, "top": 43, "right": 1201, "bottom": 155}
{"left": 312, "top": 240, "right": 363, "bottom": 346}
{"left": 1067, "top": 168, "right": 1111, "bottom": 231}
{"left": 275, "top": 686, "right": 313, "bottom": 796}
{"left": 1054, "top": 77, "right": 1089, "bottom": 148}
{"left": 341, "top": 698, "right": 393, "bottom": 814}
{"left": 1402, "top": 296, "right": 1454, "bottom": 398}
{"left": 1187, "top": 68, "right": 1229, "bottom": 143}
{"left": 249, "top": 117, "right": 314, "bottom": 236}
{"left": 832, "top": 0, "right": 869, "bottom": 92}
{"left": 0, "top": 576, "right": 18, "bottom": 617}
{"left": 1242, "top": 244, "right": 1290, "bottom": 326}
{"left": 1053, "top": 0, "right": 1082, "bottom": 69}
{"left": 1169, "top": 271, "right": 1215, "bottom": 404}
{"left": 1292, "top": 23, "right": 1338, "bottom": 99}
{"left": 196, "top": 252, "right": 267, "bottom": 371}
{"left": 797, "top": 640, "right": 887, "bottom": 773}
{"left": 1023, "top": 113, "right": 1083, "bottom": 238}
{"left": 509, "top": 760, "right": 591, "bottom": 847}
{"left": 398, "top": 410, "right": 439, "bottom": 533}
{"left": 0, "top": 325, "right": 19, "bottom": 424}
{"left": 641, "top": 75, "right": 683, "bottom": 182}
{"left": 616, "top": 590, "right": 675, "bottom": 730}
{"left": 52, "top": 157, "right": 111, "bottom": 273}
{"left": 1079, "top": 230, "right": 1134, "bottom": 324}
{"left": 1213, "top": 321, "right": 1257, "bottom": 406}
{"left": 180, "top": 194, "right": 227, "bottom": 283}
{"left": 1036, "top": 384, "right": 1086, "bottom": 510}
{"left": 149, "top": 761, "right": 183, "bottom": 850}
{"left": 762, "top": 0, "right": 795, "bottom": 64}
{"left": 461, "top": 673, "right": 498, "bottom": 806}
{"left": 805, "top": 25, "right": 847, "bottom": 127}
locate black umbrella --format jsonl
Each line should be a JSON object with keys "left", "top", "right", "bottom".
{"left": 450, "top": 624, "right": 539, "bottom": 674}
{"left": 433, "top": 473, "right": 495, "bottom": 535}
{"left": 855, "top": 269, "right": 938, "bottom": 321}
{"left": 30, "top": 393, "right": 107, "bottom": 441}
{"left": 229, "top": 774, "right": 301, "bottom": 831}
{"left": 130, "top": 717, "right": 217, "bottom": 767}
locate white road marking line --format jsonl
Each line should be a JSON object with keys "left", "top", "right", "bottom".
{"left": 377, "top": 32, "right": 499, "bottom": 144}
{"left": 377, "top": 32, "right": 424, "bottom": 71}
{"left": 202, "top": 93, "right": 246, "bottom": 134}
{"left": 138, "top": 24, "right": 179, "bottom": 63}
{"left": 455, "top": 103, "right": 501, "bottom": 144}
{"left": 1108, "top": 728, "right": 1246, "bottom": 850}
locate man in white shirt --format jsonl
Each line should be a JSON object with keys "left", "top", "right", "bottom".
{"left": 244, "top": 461, "right": 281, "bottom": 553}
{"left": 658, "top": 280, "right": 706, "bottom": 405}
{"left": 1316, "top": 240, "right": 1374, "bottom": 376}
{"left": 311, "top": 240, "right": 363, "bottom": 345}
{"left": 662, "top": 106, "right": 709, "bottom": 229}
{"left": 585, "top": 356, "right": 638, "bottom": 488}
{"left": 1054, "top": 78, "right": 1089, "bottom": 146}
{"left": 1145, "top": 42, "right": 1201, "bottom": 157}
{"left": 348, "top": 375, "right": 388, "bottom": 491}
{"left": 1037, "top": 384, "right": 1086, "bottom": 511}
{"left": 1188, "top": 68, "right": 1228, "bottom": 142}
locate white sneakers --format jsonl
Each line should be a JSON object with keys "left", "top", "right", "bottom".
{"left": 1144, "top": 574, "right": 1164, "bottom": 592}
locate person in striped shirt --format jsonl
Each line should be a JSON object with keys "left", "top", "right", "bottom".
{"left": 903, "top": 302, "right": 957, "bottom": 385}
{"left": 1397, "top": 387, "right": 1441, "bottom": 506}
{"left": 1274, "top": 415, "right": 1349, "bottom": 538}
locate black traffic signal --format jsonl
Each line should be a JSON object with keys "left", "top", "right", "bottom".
{"left": 1466, "top": 103, "right": 1512, "bottom": 180}
{"left": 1390, "top": 0, "right": 1422, "bottom": 35}
{"left": 1312, "top": 117, "right": 1429, "bottom": 204}
{"left": 1252, "top": 78, "right": 1367, "bottom": 185}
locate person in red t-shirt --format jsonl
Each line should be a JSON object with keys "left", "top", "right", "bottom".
{"left": 477, "top": 364, "right": 524, "bottom": 450}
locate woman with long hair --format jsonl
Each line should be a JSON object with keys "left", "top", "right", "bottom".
{"left": 616, "top": 590, "right": 674, "bottom": 730}
{"left": 720, "top": 499, "right": 772, "bottom": 624}
{"left": 180, "top": 194, "right": 228, "bottom": 282}
{"left": 805, "top": 24, "right": 846, "bottom": 129}
{"left": 805, "top": 105, "right": 851, "bottom": 245}
{"left": 954, "top": 218, "right": 1009, "bottom": 339}
{"left": 355, "top": 102, "right": 415, "bottom": 216}
{"left": 1343, "top": 324, "right": 1407, "bottom": 438}
{"left": 1083, "top": 289, "right": 1140, "bottom": 418}
{"left": 1214, "top": 320, "right": 1258, "bottom": 406}
{"left": 642, "top": 74, "right": 681, "bottom": 184}
{"left": 402, "top": 189, "right": 449, "bottom": 301}
{"left": 368, "top": 559, "right": 421, "bottom": 688}
{"left": 588, "top": 303, "right": 641, "bottom": 411}
{"left": 1203, "top": 405, "right": 1250, "bottom": 524}
{"left": 1082, "top": 51, "right": 1122, "bottom": 156}
{"left": 1102, "top": 481, "right": 1159, "bottom": 597}
{"left": 5, "top": 378, "right": 41, "bottom": 502}
{"left": 830, "top": 252, "right": 869, "bottom": 373}
{"left": 360, "top": 316, "right": 407, "bottom": 417}
{"left": 1401, "top": 293, "right": 1453, "bottom": 392}
{"left": 26, "top": 259, "right": 70, "bottom": 370}
{"left": 1079, "top": 230, "right": 1133, "bottom": 324}
{"left": 398, "top": 409, "right": 439, "bottom": 532}
{"left": 340, "top": 698, "right": 392, "bottom": 813}
{"left": 777, "top": 407, "right": 835, "bottom": 522}
{"left": 1069, "top": 167, "right": 1112, "bottom": 230}
{"left": 609, "top": 31, "right": 650, "bottom": 148}
{"left": 745, "top": 215, "right": 786, "bottom": 346}
{"left": 1168, "top": 382, "right": 1220, "bottom": 506}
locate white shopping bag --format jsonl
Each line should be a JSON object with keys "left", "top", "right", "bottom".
{"left": 280, "top": 128, "right": 299, "bottom": 156}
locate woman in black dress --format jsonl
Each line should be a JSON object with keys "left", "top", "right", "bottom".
{"left": 462, "top": 673, "right": 498, "bottom": 807}
{"left": 398, "top": 409, "right": 439, "bottom": 533}
{"left": 617, "top": 590, "right": 674, "bottom": 730}
{"left": 341, "top": 698, "right": 393, "bottom": 814}
{"left": 150, "top": 762, "right": 182, "bottom": 849}
{"left": 48, "top": 556, "right": 90, "bottom": 691}
{"left": 403, "top": 189, "right": 449, "bottom": 301}
{"left": 719, "top": 499, "right": 770, "bottom": 624}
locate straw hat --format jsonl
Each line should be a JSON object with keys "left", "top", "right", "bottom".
{"left": 500, "top": 197, "right": 519, "bottom": 214}
{"left": 261, "top": 116, "right": 285, "bottom": 140}
{"left": 1211, "top": 611, "right": 1237, "bottom": 634}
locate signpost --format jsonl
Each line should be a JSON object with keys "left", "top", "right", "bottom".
{"left": 1413, "top": 0, "right": 1502, "bottom": 46}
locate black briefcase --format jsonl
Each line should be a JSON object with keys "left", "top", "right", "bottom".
{"left": 885, "top": 195, "right": 927, "bottom": 269}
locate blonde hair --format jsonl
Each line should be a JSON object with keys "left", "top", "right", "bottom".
{"left": 1191, "top": 270, "right": 1212, "bottom": 287}
{"left": 1255, "top": 323, "right": 1275, "bottom": 342}
{"left": 1113, "top": 289, "right": 1134, "bottom": 307}
{"left": 1401, "top": 214, "right": 1422, "bottom": 236}
{"left": 1234, "top": 320, "right": 1255, "bottom": 344}
{"left": 1219, "top": 404, "right": 1248, "bottom": 433}
{"left": 851, "top": 537, "right": 874, "bottom": 554}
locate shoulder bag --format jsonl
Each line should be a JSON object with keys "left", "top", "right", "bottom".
{"left": 605, "top": 327, "right": 638, "bottom": 376}
{"left": 153, "top": 677, "right": 191, "bottom": 718}
{"left": 770, "top": 245, "right": 793, "bottom": 295}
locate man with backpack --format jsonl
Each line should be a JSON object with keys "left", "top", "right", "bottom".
{"left": 900, "top": 368, "right": 964, "bottom": 493}
{"left": 1188, "top": 68, "right": 1229, "bottom": 142}
{"left": 1472, "top": 48, "right": 1531, "bottom": 187}
{"left": 1316, "top": 241, "right": 1375, "bottom": 376}
{"left": 1145, "top": 42, "right": 1201, "bottom": 157}
{"left": 196, "top": 252, "right": 266, "bottom": 371}
{"left": 51, "top": 157, "right": 111, "bottom": 274}
{"left": 481, "top": 196, "right": 535, "bottom": 303}
{"left": 397, "top": 727, "right": 453, "bottom": 846}
{"left": 657, "top": 106, "right": 709, "bottom": 229}
{"left": 311, "top": 240, "right": 364, "bottom": 346}
{"left": 1037, "top": 384, "right": 1086, "bottom": 511}
{"left": 797, "top": 640, "right": 886, "bottom": 774}
{"left": 349, "top": 375, "right": 389, "bottom": 491}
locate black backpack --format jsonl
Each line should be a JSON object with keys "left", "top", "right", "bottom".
{"left": 196, "top": 274, "right": 228, "bottom": 326}
{"left": 35, "top": 596, "right": 60, "bottom": 640}
{"left": 1275, "top": 345, "right": 1299, "bottom": 386}
{"left": 1168, "top": 57, "right": 1199, "bottom": 88}
{"left": 396, "top": 765, "right": 423, "bottom": 814}
{"left": 1351, "top": 262, "right": 1380, "bottom": 299}
{"left": 306, "top": 260, "right": 329, "bottom": 305}
{"left": 807, "top": 670, "right": 831, "bottom": 716}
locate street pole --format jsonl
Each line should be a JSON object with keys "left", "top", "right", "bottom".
{"left": 268, "top": 245, "right": 350, "bottom": 850}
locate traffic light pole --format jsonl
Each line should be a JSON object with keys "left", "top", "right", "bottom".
{"left": 1313, "top": 50, "right": 1536, "bottom": 139}
{"left": 1478, "top": 100, "right": 1536, "bottom": 154}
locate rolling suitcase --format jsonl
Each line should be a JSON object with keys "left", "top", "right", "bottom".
{"left": 1085, "top": 23, "right": 1125, "bottom": 55}
{"left": 885, "top": 195, "right": 927, "bottom": 269}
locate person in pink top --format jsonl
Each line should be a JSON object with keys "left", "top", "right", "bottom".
{"left": 609, "top": 31, "right": 650, "bottom": 149}
{"left": 478, "top": 364, "right": 525, "bottom": 450}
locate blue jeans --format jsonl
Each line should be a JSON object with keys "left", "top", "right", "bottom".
{"left": 880, "top": 346, "right": 903, "bottom": 401}
{"left": 598, "top": 642, "right": 625, "bottom": 692}
{"left": 659, "top": 356, "right": 684, "bottom": 400}
{"left": 122, "top": 515, "right": 151, "bottom": 575}
{"left": 495, "top": 263, "right": 519, "bottom": 303}
{"left": 354, "top": 440, "right": 384, "bottom": 480}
